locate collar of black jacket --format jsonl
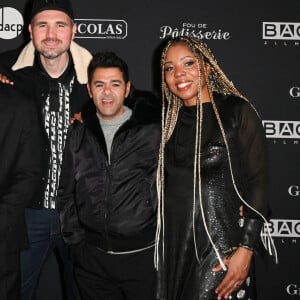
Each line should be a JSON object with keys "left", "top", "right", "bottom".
{"left": 82, "top": 89, "right": 161, "bottom": 126}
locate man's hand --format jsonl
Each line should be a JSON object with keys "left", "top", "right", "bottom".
{"left": 0, "top": 73, "right": 14, "bottom": 85}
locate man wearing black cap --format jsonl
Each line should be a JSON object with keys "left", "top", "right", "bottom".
{"left": 0, "top": 0, "right": 92, "bottom": 299}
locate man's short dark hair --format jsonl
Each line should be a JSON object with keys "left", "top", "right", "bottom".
{"left": 88, "top": 52, "right": 129, "bottom": 84}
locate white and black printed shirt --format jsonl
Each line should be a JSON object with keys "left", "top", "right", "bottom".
{"left": 43, "top": 77, "right": 75, "bottom": 209}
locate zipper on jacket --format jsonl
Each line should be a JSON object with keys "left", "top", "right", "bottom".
{"left": 101, "top": 120, "right": 130, "bottom": 252}
{"left": 103, "top": 158, "right": 112, "bottom": 251}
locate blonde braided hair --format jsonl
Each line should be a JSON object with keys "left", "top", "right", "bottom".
{"left": 155, "top": 36, "right": 277, "bottom": 271}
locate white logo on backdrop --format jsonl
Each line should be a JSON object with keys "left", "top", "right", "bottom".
{"left": 262, "top": 22, "right": 300, "bottom": 46}
{"left": 159, "top": 22, "right": 230, "bottom": 40}
{"left": 286, "top": 284, "right": 300, "bottom": 296}
{"left": 288, "top": 186, "right": 300, "bottom": 197}
{"left": 263, "top": 22, "right": 300, "bottom": 40}
{"left": 262, "top": 219, "right": 300, "bottom": 238}
{"left": 263, "top": 120, "right": 300, "bottom": 139}
{"left": 0, "top": 7, "right": 23, "bottom": 40}
{"left": 75, "top": 19, "right": 127, "bottom": 39}
{"left": 290, "top": 87, "right": 300, "bottom": 98}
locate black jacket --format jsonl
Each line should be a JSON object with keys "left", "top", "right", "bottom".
{"left": 0, "top": 42, "right": 91, "bottom": 207}
{"left": 57, "top": 93, "right": 161, "bottom": 252}
{"left": 0, "top": 84, "right": 41, "bottom": 253}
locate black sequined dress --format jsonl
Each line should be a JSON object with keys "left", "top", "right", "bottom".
{"left": 157, "top": 94, "right": 268, "bottom": 300}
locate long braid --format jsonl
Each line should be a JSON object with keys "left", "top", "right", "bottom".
{"left": 155, "top": 45, "right": 181, "bottom": 269}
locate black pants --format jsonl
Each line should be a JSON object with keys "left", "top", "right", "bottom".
{"left": 0, "top": 249, "right": 20, "bottom": 300}
{"left": 71, "top": 242, "right": 156, "bottom": 300}
{"left": 21, "top": 208, "right": 80, "bottom": 300}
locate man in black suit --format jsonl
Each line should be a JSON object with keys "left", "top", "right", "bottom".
{"left": 0, "top": 83, "right": 41, "bottom": 300}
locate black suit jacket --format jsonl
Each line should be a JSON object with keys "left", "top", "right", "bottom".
{"left": 0, "top": 83, "right": 41, "bottom": 253}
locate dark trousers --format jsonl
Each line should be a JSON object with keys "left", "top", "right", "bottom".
{"left": 0, "top": 249, "right": 20, "bottom": 300}
{"left": 20, "top": 208, "right": 80, "bottom": 300}
{"left": 72, "top": 242, "right": 157, "bottom": 300}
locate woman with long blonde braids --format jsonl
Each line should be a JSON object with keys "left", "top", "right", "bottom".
{"left": 155, "top": 36, "right": 277, "bottom": 300}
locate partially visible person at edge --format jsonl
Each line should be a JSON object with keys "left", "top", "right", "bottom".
{"left": 154, "top": 36, "right": 277, "bottom": 300}
{"left": 0, "top": 0, "right": 92, "bottom": 299}
{"left": 0, "top": 83, "right": 41, "bottom": 300}
{"left": 57, "top": 51, "right": 161, "bottom": 300}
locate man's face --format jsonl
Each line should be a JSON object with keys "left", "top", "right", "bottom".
{"left": 29, "top": 10, "right": 76, "bottom": 60}
{"left": 87, "top": 67, "right": 131, "bottom": 120}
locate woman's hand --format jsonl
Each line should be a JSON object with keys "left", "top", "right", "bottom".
{"left": 213, "top": 247, "right": 253, "bottom": 300}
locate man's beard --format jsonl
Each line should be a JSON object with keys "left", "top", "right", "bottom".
{"left": 40, "top": 51, "right": 65, "bottom": 59}
{"left": 39, "top": 38, "right": 66, "bottom": 59}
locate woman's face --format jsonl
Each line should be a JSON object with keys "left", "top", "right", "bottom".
{"left": 163, "top": 42, "right": 208, "bottom": 106}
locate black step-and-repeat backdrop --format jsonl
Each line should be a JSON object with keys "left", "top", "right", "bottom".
{"left": 1, "top": 0, "right": 300, "bottom": 299}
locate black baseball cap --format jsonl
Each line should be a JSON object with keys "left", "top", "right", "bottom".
{"left": 30, "top": 0, "right": 74, "bottom": 20}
